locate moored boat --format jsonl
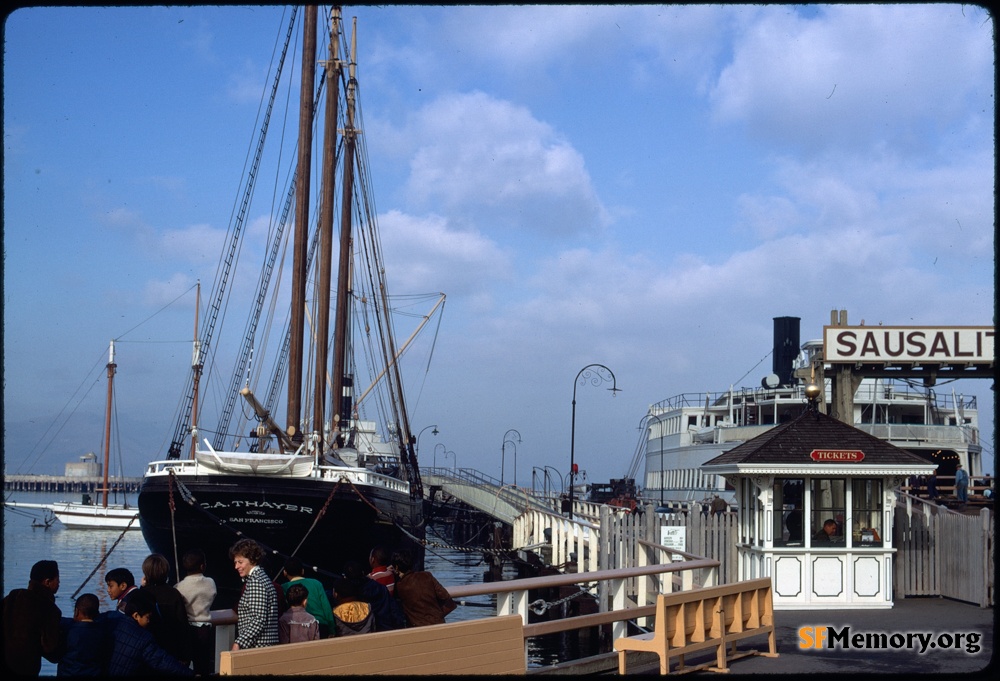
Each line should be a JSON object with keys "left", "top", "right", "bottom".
{"left": 4, "top": 341, "right": 141, "bottom": 530}
{"left": 643, "top": 314, "right": 989, "bottom": 509}
{"left": 137, "top": 5, "right": 432, "bottom": 607}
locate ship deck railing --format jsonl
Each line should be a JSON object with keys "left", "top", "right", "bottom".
{"left": 143, "top": 459, "right": 410, "bottom": 493}
{"left": 648, "top": 382, "right": 978, "bottom": 415}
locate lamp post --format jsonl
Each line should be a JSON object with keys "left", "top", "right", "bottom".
{"left": 445, "top": 450, "right": 457, "bottom": 472}
{"left": 532, "top": 467, "right": 547, "bottom": 495}
{"left": 416, "top": 424, "right": 439, "bottom": 462}
{"left": 544, "top": 465, "right": 564, "bottom": 497}
{"left": 569, "top": 364, "right": 619, "bottom": 519}
{"left": 433, "top": 442, "right": 446, "bottom": 470}
{"left": 637, "top": 413, "right": 662, "bottom": 505}
{"left": 501, "top": 428, "right": 522, "bottom": 487}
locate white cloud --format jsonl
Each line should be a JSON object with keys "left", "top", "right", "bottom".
{"left": 708, "top": 5, "right": 993, "bottom": 154}
{"left": 142, "top": 272, "right": 198, "bottom": 308}
{"left": 155, "top": 222, "right": 227, "bottom": 266}
{"left": 398, "top": 91, "right": 609, "bottom": 236}
{"left": 378, "top": 209, "right": 511, "bottom": 297}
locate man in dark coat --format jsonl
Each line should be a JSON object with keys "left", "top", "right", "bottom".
{"left": 392, "top": 550, "right": 457, "bottom": 627}
{"left": 3, "top": 559, "right": 63, "bottom": 676}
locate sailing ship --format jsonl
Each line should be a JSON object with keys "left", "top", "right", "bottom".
{"left": 137, "top": 6, "right": 432, "bottom": 606}
{"left": 641, "top": 315, "right": 986, "bottom": 508}
{"left": 5, "top": 341, "right": 140, "bottom": 530}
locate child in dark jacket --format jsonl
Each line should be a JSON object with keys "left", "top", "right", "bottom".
{"left": 56, "top": 593, "right": 109, "bottom": 676}
{"left": 278, "top": 584, "right": 320, "bottom": 644}
{"left": 106, "top": 591, "right": 193, "bottom": 676}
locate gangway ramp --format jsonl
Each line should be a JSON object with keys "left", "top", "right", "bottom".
{"left": 421, "top": 468, "right": 554, "bottom": 525}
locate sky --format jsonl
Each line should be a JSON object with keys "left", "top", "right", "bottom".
{"left": 2, "top": 4, "right": 995, "bottom": 488}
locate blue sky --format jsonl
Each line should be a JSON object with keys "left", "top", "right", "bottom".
{"left": 3, "top": 4, "right": 994, "bottom": 485}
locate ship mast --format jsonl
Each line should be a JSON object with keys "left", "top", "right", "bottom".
{"left": 330, "top": 14, "right": 357, "bottom": 448}
{"left": 101, "top": 340, "right": 117, "bottom": 508}
{"left": 286, "top": 5, "right": 317, "bottom": 444}
{"left": 189, "top": 281, "right": 201, "bottom": 459}
{"left": 312, "top": 6, "right": 343, "bottom": 452}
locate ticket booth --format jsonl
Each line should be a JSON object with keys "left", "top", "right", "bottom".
{"left": 702, "top": 403, "right": 935, "bottom": 609}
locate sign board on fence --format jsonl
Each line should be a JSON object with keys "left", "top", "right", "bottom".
{"left": 659, "top": 525, "right": 686, "bottom": 562}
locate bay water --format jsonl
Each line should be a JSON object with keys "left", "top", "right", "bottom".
{"left": 3, "top": 491, "right": 560, "bottom": 674}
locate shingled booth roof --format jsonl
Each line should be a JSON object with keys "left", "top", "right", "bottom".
{"left": 702, "top": 407, "right": 936, "bottom": 474}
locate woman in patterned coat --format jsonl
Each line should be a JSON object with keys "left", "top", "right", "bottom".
{"left": 229, "top": 539, "right": 279, "bottom": 650}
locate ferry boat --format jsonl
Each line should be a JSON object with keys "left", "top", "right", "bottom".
{"left": 643, "top": 315, "right": 987, "bottom": 509}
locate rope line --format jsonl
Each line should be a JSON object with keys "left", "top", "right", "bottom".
{"left": 70, "top": 515, "right": 138, "bottom": 601}
{"left": 156, "top": 469, "right": 512, "bottom": 583}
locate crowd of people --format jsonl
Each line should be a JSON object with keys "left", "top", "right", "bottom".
{"left": 4, "top": 541, "right": 458, "bottom": 677}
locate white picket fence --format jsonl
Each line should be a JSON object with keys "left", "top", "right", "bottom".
{"left": 515, "top": 499, "right": 992, "bottom": 607}
{"left": 514, "top": 502, "right": 738, "bottom": 583}
{"left": 893, "top": 505, "right": 993, "bottom": 607}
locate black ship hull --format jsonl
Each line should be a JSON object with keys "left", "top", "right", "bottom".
{"left": 138, "top": 472, "right": 424, "bottom": 608}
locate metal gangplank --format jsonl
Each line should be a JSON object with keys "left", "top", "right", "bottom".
{"left": 421, "top": 467, "right": 555, "bottom": 525}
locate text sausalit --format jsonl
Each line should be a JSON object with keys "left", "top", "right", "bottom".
{"left": 823, "top": 326, "right": 994, "bottom": 364}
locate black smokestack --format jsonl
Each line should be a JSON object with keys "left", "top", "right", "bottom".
{"left": 773, "top": 317, "right": 800, "bottom": 386}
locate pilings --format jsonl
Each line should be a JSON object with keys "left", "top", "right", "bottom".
{"left": 3, "top": 474, "right": 142, "bottom": 494}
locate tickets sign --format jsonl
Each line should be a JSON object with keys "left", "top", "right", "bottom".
{"left": 824, "top": 326, "right": 994, "bottom": 364}
{"left": 810, "top": 449, "right": 865, "bottom": 462}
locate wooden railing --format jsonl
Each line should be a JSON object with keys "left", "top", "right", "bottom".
{"left": 208, "top": 554, "right": 720, "bottom": 673}
{"left": 218, "top": 615, "right": 526, "bottom": 675}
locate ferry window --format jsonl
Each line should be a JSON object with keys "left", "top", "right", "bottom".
{"left": 810, "top": 479, "right": 846, "bottom": 546}
{"left": 688, "top": 416, "right": 698, "bottom": 427}
{"left": 852, "top": 479, "right": 883, "bottom": 547}
{"left": 773, "top": 478, "right": 804, "bottom": 546}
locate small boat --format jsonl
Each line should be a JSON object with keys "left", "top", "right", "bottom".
{"left": 45, "top": 499, "right": 138, "bottom": 530}
{"left": 4, "top": 341, "right": 140, "bottom": 530}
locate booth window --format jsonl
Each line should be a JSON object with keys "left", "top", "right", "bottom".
{"left": 810, "top": 478, "right": 845, "bottom": 545}
{"left": 773, "top": 478, "right": 804, "bottom": 546}
{"left": 852, "top": 479, "right": 884, "bottom": 547}
{"left": 742, "top": 477, "right": 764, "bottom": 545}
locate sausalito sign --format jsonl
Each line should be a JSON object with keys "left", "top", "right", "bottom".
{"left": 823, "top": 326, "right": 994, "bottom": 364}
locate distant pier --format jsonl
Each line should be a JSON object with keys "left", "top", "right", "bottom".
{"left": 3, "top": 474, "right": 142, "bottom": 494}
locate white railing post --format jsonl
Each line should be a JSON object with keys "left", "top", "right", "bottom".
{"left": 610, "top": 575, "right": 627, "bottom": 640}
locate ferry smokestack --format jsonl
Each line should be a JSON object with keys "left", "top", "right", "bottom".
{"left": 773, "top": 317, "right": 800, "bottom": 386}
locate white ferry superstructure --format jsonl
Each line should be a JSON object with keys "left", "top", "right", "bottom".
{"left": 643, "top": 317, "right": 984, "bottom": 508}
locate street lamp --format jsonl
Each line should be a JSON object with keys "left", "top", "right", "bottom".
{"left": 569, "top": 364, "right": 619, "bottom": 519}
{"left": 416, "top": 424, "right": 439, "bottom": 462}
{"left": 636, "top": 413, "right": 662, "bottom": 505}
{"left": 433, "top": 442, "right": 447, "bottom": 470}
{"left": 501, "top": 428, "right": 522, "bottom": 486}
{"left": 445, "top": 450, "right": 457, "bottom": 472}
{"left": 544, "top": 465, "right": 564, "bottom": 497}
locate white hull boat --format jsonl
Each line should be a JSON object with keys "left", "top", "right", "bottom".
{"left": 4, "top": 500, "right": 140, "bottom": 530}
